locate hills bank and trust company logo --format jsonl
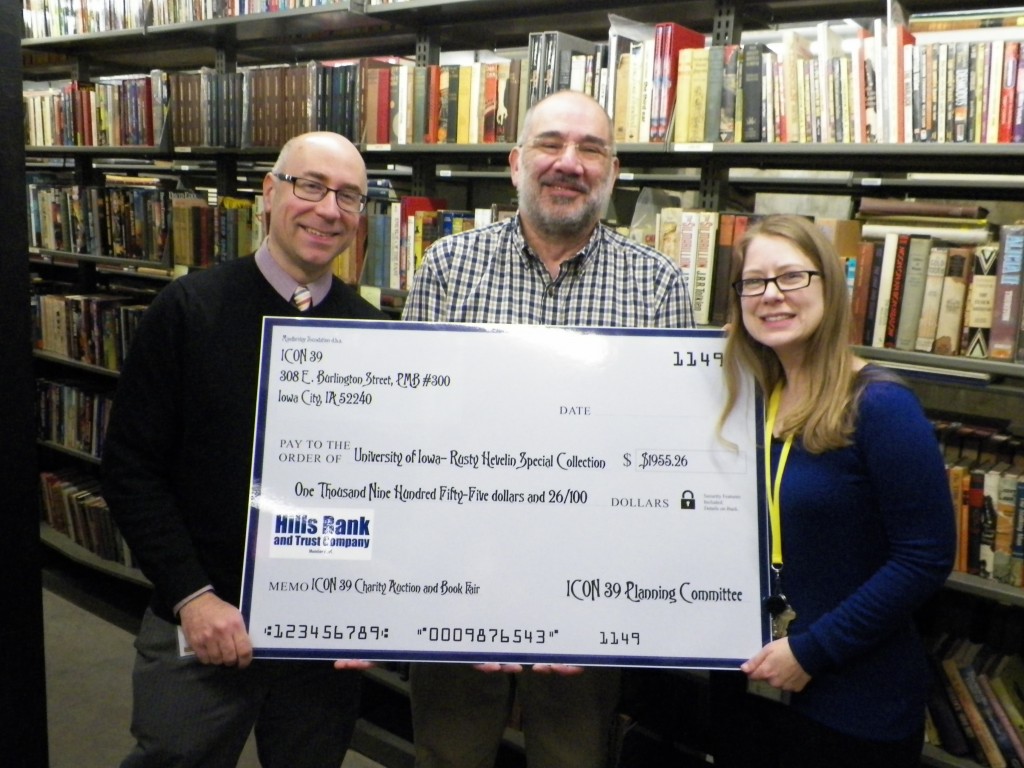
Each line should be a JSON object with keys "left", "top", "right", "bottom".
{"left": 269, "top": 511, "right": 373, "bottom": 560}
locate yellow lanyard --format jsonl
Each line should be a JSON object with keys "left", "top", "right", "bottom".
{"left": 765, "top": 383, "right": 794, "bottom": 571}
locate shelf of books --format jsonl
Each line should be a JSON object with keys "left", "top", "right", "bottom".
{"left": 21, "top": 1, "right": 396, "bottom": 72}
{"left": 20, "top": 4, "right": 1024, "bottom": 157}
{"left": 33, "top": 348, "right": 143, "bottom": 579}
{"left": 39, "top": 522, "right": 148, "bottom": 587}
{"left": 921, "top": 584, "right": 1024, "bottom": 768}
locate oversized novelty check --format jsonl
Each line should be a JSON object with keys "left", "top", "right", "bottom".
{"left": 240, "top": 319, "right": 769, "bottom": 668}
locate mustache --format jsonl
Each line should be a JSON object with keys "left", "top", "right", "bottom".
{"left": 542, "top": 174, "right": 588, "bottom": 194}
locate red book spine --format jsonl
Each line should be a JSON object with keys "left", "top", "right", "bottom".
{"left": 377, "top": 67, "right": 391, "bottom": 144}
{"left": 656, "top": 22, "right": 707, "bottom": 142}
{"left": 483, "top": 63, "right": 498, "bottom": 143}
{"left": 1000, "top": 41, "right": 1019, "bottom": 143}
{"left": 884, "top": 234, "right": 911, "bottom": 347}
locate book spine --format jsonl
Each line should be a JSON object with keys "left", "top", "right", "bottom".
{"left": 927, "top": 653, "right": 973, "bottom": 758}
{"left": 969, "top": 469, "right": 988, "bottom": 577}
{"left": 962, "top": 244, "right": 999, "bottom": 358}
{"left": 915, "top": 245, "right": 949, "bottom": 352}
{"left": 709, "top": 213, "right": 737, "bottom": 327}
{"left": 992, "top": 226, "right": 1024, "bottom": 360}
{"left": 719, "top": 45, "right": 740, "bottom": 142}
{"left": 692, "top": 211, "right": 718, "bottom": 325}
{"left": 894, "top": 236, "right": 931, "bottom": 351}
{"left": 987, "top": 674, "right": 1024, "bottom": 760}
{"left": 964, "top": 665, "right": 1019, "bottom": 767}
{"left": 672, "top": 48, "right": 693, "bottom": 143}
{"left": 527, "top": 32, "right": 545, "bottom": 108}
{"left": 741, "top": 44, "right": 764, "bottom": 142}
{"left": 703, "top": 46, "right": 725, "bottom": 142}
{"left": 650, "top": 24, "right": 666, "bottom": 141}
{"left": 942, "top": 658, "right": 1004, "bottom": 767}
{"left": 1001, "top": 42, "right": 1020, "bottom": 143}
{"left": 849, "top": 240, "right": 875, "bottom": 345}
{"left": 995, "top": 472, "right": 1020, "bottom": 584}
{"left": 1011, "top": 480, "right": 1024, "bottom": 587}
{"left": 687, "top": 48, "right": 710, "bottom": 143}
{"left": 934, "top": 248, "right": 973, "bottom": 355}
{"left": 863, "top": 242, "right": 884, "bottom": 346}
{"left": 876, "top": 233, "right": 906, "bottom": 348}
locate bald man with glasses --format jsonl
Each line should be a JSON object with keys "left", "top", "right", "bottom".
{"left": 103, "top": 132, "right": 384, "bottom": 768}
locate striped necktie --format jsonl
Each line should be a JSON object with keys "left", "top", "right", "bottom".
{"left": 291, "top": 285, "right": 312, "bottom": 312}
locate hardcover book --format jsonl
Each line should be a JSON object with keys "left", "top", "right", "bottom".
{"left": 672, "top": 48, "right": 695, "bottom": 143}
{"left": 963, "top": 660, "right": 1020, "bottom": 766}
{"left": 526, "top": 31, "right": 546, "bottom": 107}
{"left": 871, "top": 232, "right": 905, "bottom": 348}
{"left": 676, "top": 209, "right": 701, "bottom": 291}
{"left": 398, "top": 196, "right": 447, "bottom": 290}
{"left": 612, "top": 50, "right": 632, "bottom": 142}
{"left": 858, "top": 197, "right": 989, "bottom": 219}
{"left": 993, "top": 461, "right": 1021, "bottom": 584}
{"left": 692, "top": 210, "right": 719, "bottom": 325}
{"left": 894, "top": 235, "right": 932, "bottom": 350}
{"left": 545, "top": 31, "right": 597, "bottom": 101}
{"left": 990, "top": 225, "right": 1024, "bottom": 361}
{"left": 988, "top": 666, "right": 1024, "bottom": 757}
{"left": 863, "top": 243, "right": 885, "bottom": 346}
{"left": 815, "top": 21, "right": 843, "bottom": 143}
{"left": 709, "top": 212, "right": 739, "bottom": 327}
{"left": 1000, "top": 41, "right": 1020, "bottom": 143}
{"left": 933, "top": 246, "right": 974, "bottom": 355}
{"left": 926, "top": 641, "right": 973, "bottom": 758}
{"left": 703, "top": 45, "right": 726, "bottom": 142}
{"left": 915, "top": 244, "right": 950, "bottom": 352}
{"left": 740, "top": 43, "right": 768, "bottom": 142}
{"left": 718, "top": 45, "right": 740, "bottom": 142}
{"left": 849, "top": 239, "right": 877, "bottom": 345}
{"left": 604, "top": 14, "right": 654, "bottom": 126}
{"left": 685, "top": 47, "right": 711, "bottom": 143}
{"left": 962, "top": 244, "right": 999, "bottom": 359}
{"left": 780, "top": 30, "right": 812, "bottom": 142}
{"left": 653, "top": 21, "right": 705, "bottom": 142}
{"left": 942, "top": 647, "right": 1004, "bottom": 766}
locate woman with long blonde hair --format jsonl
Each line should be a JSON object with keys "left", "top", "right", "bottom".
{"left": 713, "top": 214, "right": 956, "bottom": 767}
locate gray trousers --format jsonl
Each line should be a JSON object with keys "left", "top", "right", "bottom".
{"left": 121, "top": 608, "right": 362, "bottom": 767}
{"left": 409, "top": 662, "right": 622, "bottom": 768}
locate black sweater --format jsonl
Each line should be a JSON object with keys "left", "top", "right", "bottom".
{"left": 102, "top": 256, "right": 385, "bottom": 621}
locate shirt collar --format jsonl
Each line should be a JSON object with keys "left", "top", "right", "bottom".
{"left": 255, "top": 239, "right": 333, "bottom": 307}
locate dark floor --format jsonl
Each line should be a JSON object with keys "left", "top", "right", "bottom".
{"left": 41, "top": 551, "right": 387, "bottom": 768}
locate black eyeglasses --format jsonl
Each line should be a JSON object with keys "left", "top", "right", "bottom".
{"left": 272, "top": 172, "right": 367, "bottom": 214}
{"left": 732, "top": 270, "right": 822, "bottom": 297}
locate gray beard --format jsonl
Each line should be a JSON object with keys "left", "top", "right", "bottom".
{"left": 520, "top": 182, "right": 607, "bottom": 240}
{"left": 532, "top": 204, "right": 598, "bottom": 238}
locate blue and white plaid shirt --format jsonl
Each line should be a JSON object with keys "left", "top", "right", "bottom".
{"left": 403, "top": 215, "right": 694, "bottom": 328}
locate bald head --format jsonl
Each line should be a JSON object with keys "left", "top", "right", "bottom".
{"left": 518, "top": 91, "right": 616, "bottom": 153}
{"left": 273, "top": 132, "right": 367, "bottom": 189}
